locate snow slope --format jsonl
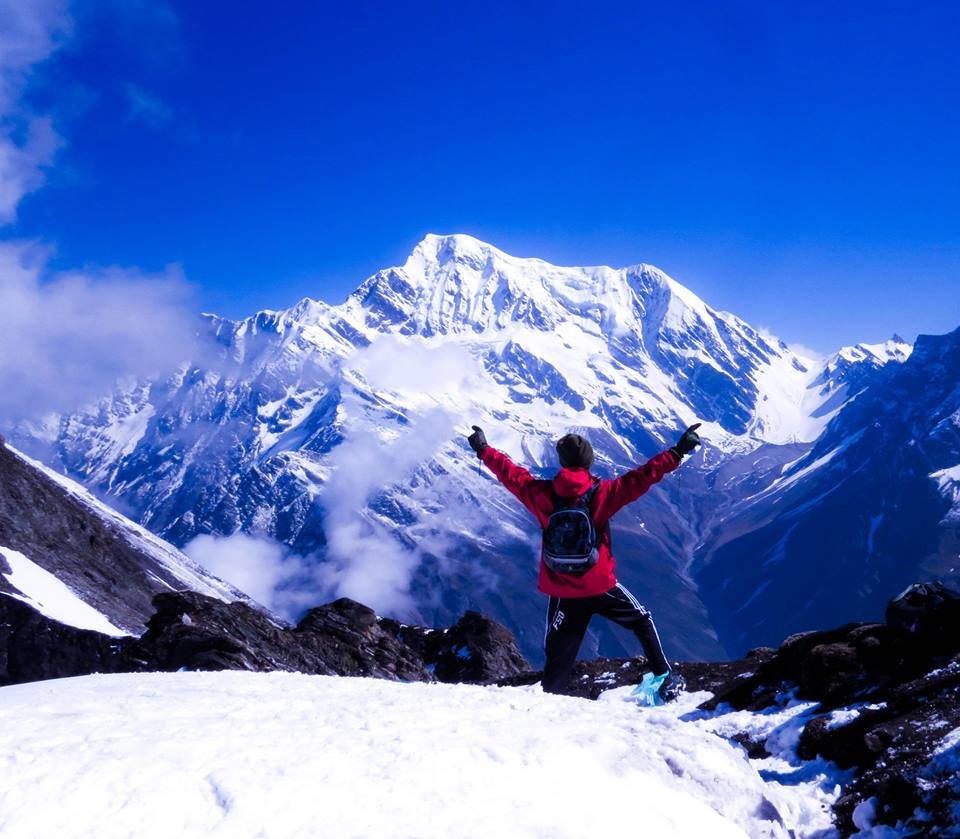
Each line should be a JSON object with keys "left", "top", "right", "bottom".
{"left": 0, "top": 671, "right": 842, "bottom": 839}
{"left": 0, "top": 545, "right": 127, "bottom": 636}
{"left": 0, "top": 441, "right": 257, "bottom": 635}
{"left": 9, "top": 445, "right": 243, "bottom": 604}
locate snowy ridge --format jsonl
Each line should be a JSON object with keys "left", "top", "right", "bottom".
{"left": 339, "top": 234, "right": 846, "bottom": 445}
{"left": 932, "top": 464, "right": 960, "bottom": 524}
{"left": 7, "top": 445, "right": 243, "bottom": 604}
{"left": 834, "top": 336, "right": 912, "bottom": 366}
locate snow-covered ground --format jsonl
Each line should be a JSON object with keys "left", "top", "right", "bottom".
{"left": 0, "top": 672, "right": 851, "bottom": 839}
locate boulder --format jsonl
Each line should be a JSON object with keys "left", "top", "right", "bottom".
{"left": 295, "top": 598, "right": 433, "bottom": 681}
{"left": 886, "top": 581, "right": 960, "bottom": 654}
{"left": 386, "top": 610, "right": 530, "bottom": 684}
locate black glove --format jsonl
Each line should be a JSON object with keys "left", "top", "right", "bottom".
{"left": 670, "top": 422, "right": 702, "bottom": 460}
{"left": 467, "top": 425, "right": 488, "bottom": 457}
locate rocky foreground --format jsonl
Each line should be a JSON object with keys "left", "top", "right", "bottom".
{"left": 2, "top": 583, "right": 958, "bottom": 837}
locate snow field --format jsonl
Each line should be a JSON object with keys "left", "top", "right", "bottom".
{"left": 0, "top": 672, "right": 816, "bottom": 839}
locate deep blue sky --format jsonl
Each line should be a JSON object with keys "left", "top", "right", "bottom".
{"left": 13, "top": 0, "right": 960, "bottom": 353}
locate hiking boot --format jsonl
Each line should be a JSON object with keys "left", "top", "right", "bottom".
{"left": 657, "top": 672, "right": 686, "bottom": 703}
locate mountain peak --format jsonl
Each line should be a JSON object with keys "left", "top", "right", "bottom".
{"left": 834, "top": 336, "right": 912, "bottom": 366}
{"left": 403, "top": 233, "right": 536, "bottom": 275}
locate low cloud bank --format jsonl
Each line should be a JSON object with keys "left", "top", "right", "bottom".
{"left": 184, "top": 532, "right": 317, "bottom": 621}
{"left": 183, "top": 336, "right": 494, "bottom": 623}
{"left": 316, "top": 336, "right": 485, "bottom": 617}
{"left": 0, "top": 242, "right": 200, "bottom": 423}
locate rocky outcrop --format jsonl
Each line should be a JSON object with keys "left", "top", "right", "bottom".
{"left": 0, "top": 589, "right": 531, "bottom": 689}
{"left": 384, "top": 610, "right": 532, "bottom": 684}
{"left": 701, "top": 583, "right": 960, "bottom": 837}
{"left": 0, "top": 594, "right": 126, "bottom": 685}
{"left": 124, "top": 592, "right": 435, "bottom": 680}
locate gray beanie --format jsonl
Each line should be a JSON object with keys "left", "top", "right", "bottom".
{"left": 556, "top": 434, "right": 594, "bottom": 469}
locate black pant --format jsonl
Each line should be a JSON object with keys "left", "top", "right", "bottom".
{"left": 542, "top": 583, "right": 670, "bottom": 694}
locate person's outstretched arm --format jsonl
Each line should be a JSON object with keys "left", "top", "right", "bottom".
{"left": 468, "top": 425, "right": 542, "bottom": 519}
{"left": 594, "top": 423, "right": 701, "bottom": 523}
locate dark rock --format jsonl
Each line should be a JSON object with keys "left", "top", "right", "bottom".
{"left": 823, "top": 662, "right": 960, "bottom": 835}
{"left": 295, "top": 598, "right": 433, "bottom": 681}
{"left": 125, "top": 591, "right": 530, "bottom": 686}
{"left": 497, "top": 648, "right": 771, "bottom": 701}
{"left": 800, "top": 642, "right": 868, "bottom": 700}
{"left": 386, "top": 610, "right": 530, "bottom": 684}
{"left": 127, "top": 592, "right": 434, "bottom": 681}
{"left": 886, "top": 581, "right": 960, "bottom": 656}
{"left": 701, "top": 583, "right": 960, "bottom": 837}
{"left": 0, "top": 595, "right": 129, "bottom": 686}
{"left": 1, "top": 584, "right": 532, "bottom": 691}
{"left": 730, "top": 732, "right": 770, "bottom": 760}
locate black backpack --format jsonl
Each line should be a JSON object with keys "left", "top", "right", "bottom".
{"left": 542, "top": 481, "right": 603, "bottom": 575}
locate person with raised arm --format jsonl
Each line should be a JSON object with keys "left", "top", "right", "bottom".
{"left": 467, "top": 423, "right": 702, "bottom": 701}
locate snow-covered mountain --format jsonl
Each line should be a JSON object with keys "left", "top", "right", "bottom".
{"left": 696, "top": 325, "right": 960, "bottom": 650}
{"left": 9, "top": 235, "right": 915, "bottom": 660}
{"left": 0, "top": 438, "right": 252, "bottom": 637}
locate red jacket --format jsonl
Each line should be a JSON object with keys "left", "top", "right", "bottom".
{"left": 480, "top": 447, "right": 680, "bottom": 598}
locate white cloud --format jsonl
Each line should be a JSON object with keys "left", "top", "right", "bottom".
{"left": 184, "top": 532, "right": 316, "bottom": 621}
{"left": 317, "top": 405, "right": 455, "bottom": 617}
{"left": 315, "top": 336, "right": 486, "bottom": 617}
{"left": 350, "top": 334, "right": 479, "bottom": 395}
{"left": 756, "top": 325, "right": 827, "bottom": 363}
{"left": 0, "top": 115, "right": 60, "bottom": 221}
{"left": 124, "top": 83, "right": 172, "bottom": 128}
{"left": 183, "top": 337, "right": 497, "bottom": 622}
{"left": 0, "top": 240, "right": 200, "bottom": 423}
{"left": 0, "top": 0, "right": 71, "bottom": 223}
{"left": 786, "top": 342, "right": 827, "bottom": 362}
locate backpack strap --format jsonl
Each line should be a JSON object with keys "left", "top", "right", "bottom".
{"left": 583, "top": 479, "right": 610, "bottom": 546}
{"left": 581, "top": 479, "right": 601, "bottom": 507}
{"left": 551, "top": 478, "right": 601, "bottom": 513}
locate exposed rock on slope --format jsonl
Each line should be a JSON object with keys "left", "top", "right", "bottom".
{"left": 0, "top": 593, "right": 125, "bottom": 686}
{"left": 0, "top": 440, "right": 249, "bottom": 635}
